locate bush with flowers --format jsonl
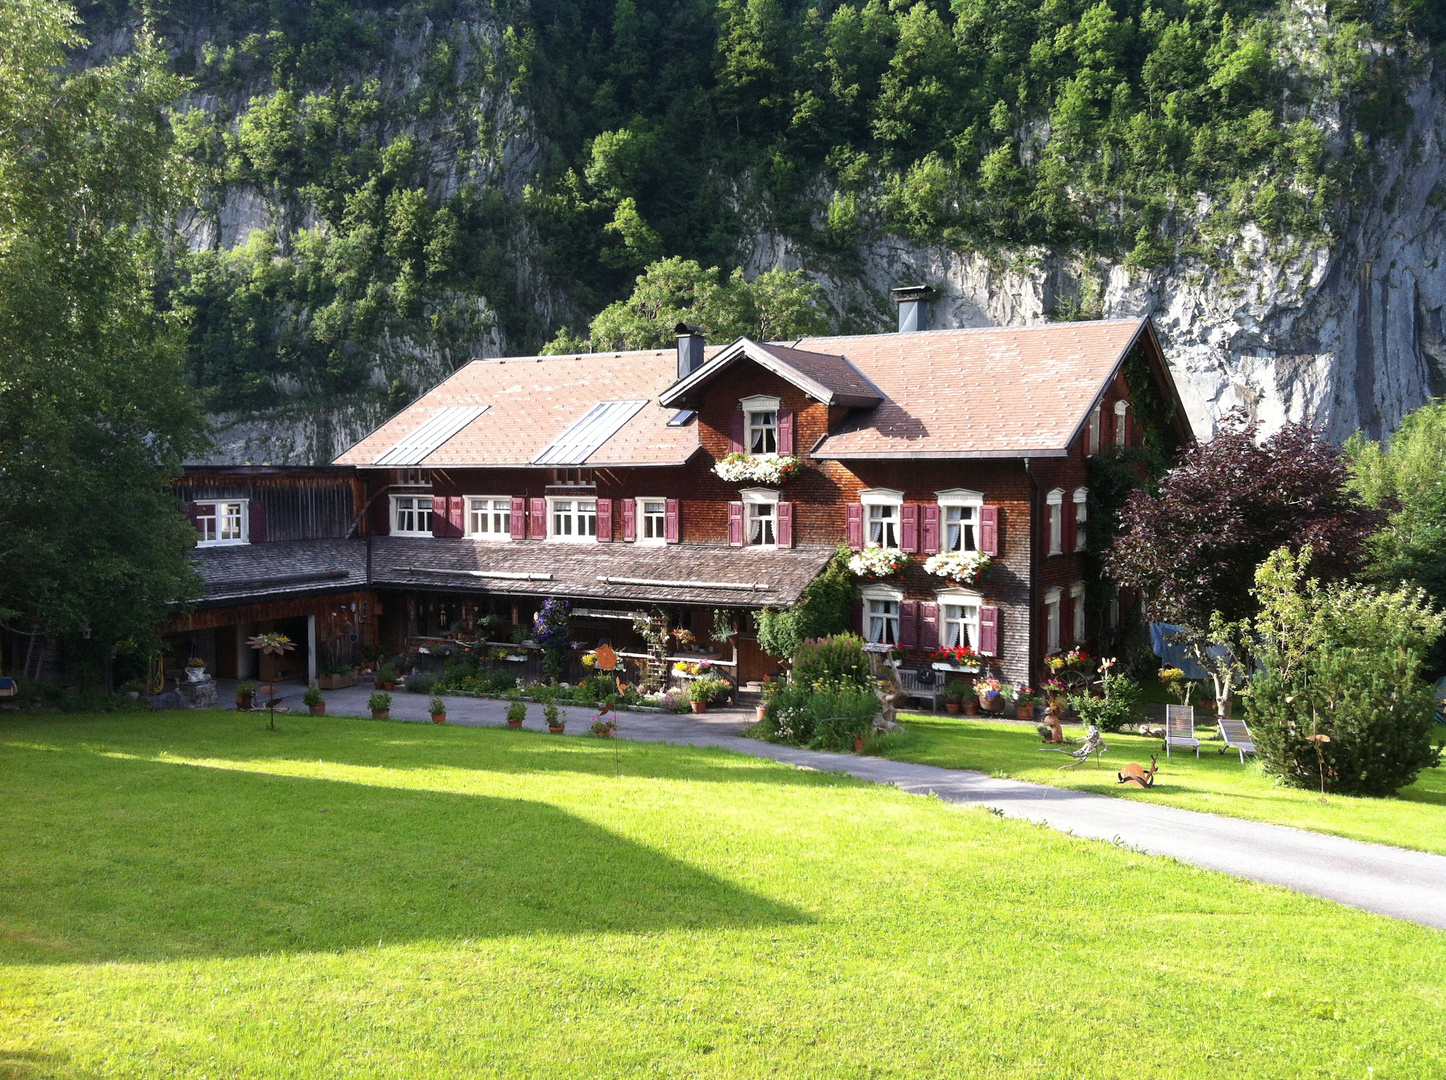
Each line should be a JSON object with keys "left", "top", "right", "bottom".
{"left": 1046, "top": 647, "right": 1092, "bottom": 673}
{"left": 847, "top": 546, "right": 908, "bottom": 578}
{"left": 923, "top": 550, "right": 991, "bottom": 584}
{"left": 672, "top": 659, "right": 712, "bottom": 676}
{"left": 712, "top": 453, "right": 802, "bottom": 484}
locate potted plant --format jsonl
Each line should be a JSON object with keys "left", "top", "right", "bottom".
{"left": 429, "top": 695, "right": 447, "bottom": 724}
{"left": 368, "top": 690, "right": 391, "bottom": 719}
{"left": 688, "top": 676, "right": 727, "bottom": 713}
{"left": 506, "top": 696, "right": 526, "bottom": 729}
{"left": 1013, "top": 687, "right": 1036, "bottom": 720}
{"left": 545, "top": 700, "right": 564, "bottom": 733}
{"left": 375, "top": 665, "right": 398, "bottom": 691}
{"left": 930, "top": 645, "right": 982, "bottom": 671}
{"left": 185, "top": 657, "right": 207, "bottom": 682}
{"left": 235, "top": 681, "right": 256, "bottom": 710}
{"left": 591, "top": 716, "right": 618, "bottom": 738}
{"left": 302, "top": 685, "right": 325, "bottom": 716}
{"left": 975, "top": 677, "right": 1004, "bottom": 712}
{"left": 846, "top": 546, "right": 909, "bottom": 579}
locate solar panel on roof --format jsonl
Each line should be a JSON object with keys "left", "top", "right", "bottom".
{"left": 533, "top": 400, "right": 649, "bottom": 465}
{"left": 372, "top": 405, "right": 487, "bottom": 466}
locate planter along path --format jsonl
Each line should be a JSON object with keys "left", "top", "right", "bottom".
{"left": 228, "top": 680, "right": 1446, "bottom": 931}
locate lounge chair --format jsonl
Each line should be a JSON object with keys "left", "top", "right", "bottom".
{"left": 1163, "top": 705, "right": 1200, "bottom": 758}
{"left": 1217, "top": 714, "right": 1256, "bottom": 763}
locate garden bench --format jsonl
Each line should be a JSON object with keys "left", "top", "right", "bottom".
{"left": 890, "top": 663, "right": 943, "bottom": 712}
{"left": 1217, "top": 715, "right": 1256, "bottom": 763}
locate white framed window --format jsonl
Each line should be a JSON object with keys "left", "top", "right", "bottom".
{"left": 1044, "top": 586, "right": 1062, "bottom": 654}
{"left": 1046, "top": 488, "right": 1064, "bottom": 555}
{"left": 860, "top": 488, "right": 905, "bottom": 548}
{"left": 637, "top": 498, "right": 668, "bottom": 542}
{"left": 195, "top": 500, "right": 248, "bottom": 545}
{"left": 740, "top": 394, "right": 781, "bottom": 456}
{"left": 937, "top": 588, "right": 982, "bottom": 650}
{"left": 551, "top": 468, "right": 593, "bottom": 486}
{"left": 740, "top": 487, "right": 779, "bottom": 547}
{"left": 862, "top": 584, "right": 904, "bottom": 645}
{"left": 936, "top": 488, "right": 983, "bottom": 552}
{"left": 1114, "top": 400, "right": 1129, "bottom": 448}
{"left": 1088, "top": 404, "right": 1101, "bottom": 455}
{"left": 1073, "top": 488, "right": 1088, "bottom": 551}
{"left": 392, "top": 495, "right": 433, "bottom": 536}
{"left": 1071, "top": 582, "right": 1086, "bottom": 644}
{"left": 549, "top": 498, "right": 597, "bottom": 540}
{"left": 466, "top": 497, "right": 511, "bottom": 540}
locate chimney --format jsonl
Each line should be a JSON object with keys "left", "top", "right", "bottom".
{"left": 675, "top": 322, "right": 706, "bottom": 379}
{"left": 891, "top": 285, "right": 935, "bottom": 333}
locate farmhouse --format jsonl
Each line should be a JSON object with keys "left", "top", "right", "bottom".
{"left": 166, "top": 296, "right": 1191, "bottom": 689}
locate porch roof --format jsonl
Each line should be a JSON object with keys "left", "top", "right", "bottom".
{"left": 190, "top": 539, "right": 368, "bottom": 605}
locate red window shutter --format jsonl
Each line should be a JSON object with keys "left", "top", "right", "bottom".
{"left": 449, "top": 496, "right": 465, "bottom": 537}
{"left": 369, "top": 494, "right": 391, "bottom": 536}
{"left": 979, "top": 605, "right": 1000, "bottom": 657}
{"left": 921, "top": 504, "right": 941, "bottom": 554}
{"left": 728, "top": 502, "right": 744, "bottom": 546}
{"left": 509, "top": 497, "right": 526, "bottom": 540}
{"left": 431, "top": 497, "right": 448, "bottom": 537}
{"left": 1061, "top": 501, "right": 1076, "bottom": 554}
{"left": 899, "top": 600, "right": 918, "bottom": 649}
{"left": 846, "top": 503, "right": 864, "bottom": 549}
{"left": 919, "top": 602, "right": 940, "bottom": 650}
{"left": 900, "top": 503, "right": 919, "bottom": 553}
{"left": 776, "top": 501, "right": 794, "bottom": 547}
{"left": 664, "top": 498, "right": 681, "bottom": 543}
{"left": 529, "top": 497, "right": 546, "bottom": 539}
{"left": 851, "top": 595, "right": 864, "bottom": 636}
{"left": 729, "top": 410, "right": 745, "bottom": 453}
{"left": 621, "top": 499, "right": 636, "bottom": 541}
{"left": 777, "top": 410, "right": 795, "bottom": 455}
{"left": 596, "top": 498, "right": 613, "bottom": 542}
{"left": 247, "top": 501, "right": 266, "bottom": 542}
{"left": 979, "top": 505, "right": 999, "bottom": 556}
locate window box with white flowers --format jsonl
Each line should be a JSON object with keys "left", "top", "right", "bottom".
{"left": 923, "top": 550, "right": 992, "bottom": 586}
{"left": 712, "top": 453, "right": 802, "bottom": 484}
{"left": 847, "top": 546, "right": 909, "bottom": 579}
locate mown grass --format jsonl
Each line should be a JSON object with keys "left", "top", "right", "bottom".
{"left": 881, "top": 714, "right": 1446, "bottom": 855}
{"left": 2, "top": 710, "right": 1444, "bottom": 1080}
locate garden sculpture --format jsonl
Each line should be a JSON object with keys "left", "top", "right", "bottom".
{"left": 1036, "top": 692, "right": 1066, "bottom": 743}
{"left": 1039, "top": 724, "right": 1107, "bottom": 768}
{"left": 1117, "top": 756, "right": 1159, "bottom": 788}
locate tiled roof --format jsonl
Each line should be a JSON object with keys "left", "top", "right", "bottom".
{"left": 372, "top": 538, "right": 834, "bottom": 608}
{"left": 660, "top": 338, "right": 883, "bottom": 409}
{"left": 334, "top": 350, "right": 707, "bottom": 468}
{"left": 805, "top": 319, "right": 1150, "bottom": 459}
{"left": 191, "top": 540, "right": 368, "bottom": 604}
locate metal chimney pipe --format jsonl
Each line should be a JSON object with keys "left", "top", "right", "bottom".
{"left": 891, "top": 285, "right": 935, "bottom": 333}
{"left": 675, "top": 322, "right": 706, "bottom": 379}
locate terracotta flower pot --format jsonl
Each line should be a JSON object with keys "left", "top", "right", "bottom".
{"left": 945, "top": 701, "right": 960, "bottom": 715}
{"left": 595, "top": 730, "right": 614, "bottom": 738}
{"left": 431, "top": 714, "right": 446, "bottom": 724}
{"left": 1015, "top": 704, "right": 1032, "bottom": 720}
{"left": 507, "top": 718, "right": 523, "bottom": 729}
{"left": 236, "top": 697, "right": 251, "bottom": 711}
{"left": 548, "top": 724, "right": 565, "bottom": 734}
{"left": 756, "top": 705, "right": 767, "bottom": 721}
{"left": 853, "top": 735, "right": 867, "bottom": 753}
{"left": 691, "top": 700, "right": 707, "bottom": 714}
{"left": 962, "top": 697, "right": 979, "bottom": 716}
{"left": 379, "top": 681, "right": 395, "bottom": 691}
{"left": 371, "top": 709, "right": 389, "bottom": 719}
{"left": 309, "top": 703, "right": 326, "bottom": 716}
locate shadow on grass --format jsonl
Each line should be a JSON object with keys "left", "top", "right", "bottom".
{"left": 0, "top": 746, "right": 809, "bottom": 966}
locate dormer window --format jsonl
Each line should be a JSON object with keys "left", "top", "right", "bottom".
{"left": 859, "top": 488, "right": 905, "bottom": 548}
{"left": 739, "top": 395, "right": 782, "bottom": 456}
{"left": 195, "top": 500, "right": 247, "bottom": 545}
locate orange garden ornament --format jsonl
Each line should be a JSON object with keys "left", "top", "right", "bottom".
{"left": 593, "top": 643, "right": 618, "bottom": 671}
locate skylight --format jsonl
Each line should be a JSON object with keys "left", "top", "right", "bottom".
{"left": 666, "top": 409, "right": 696, "bottom": 427}
{"left": 533, "top": 400, "right": 649, "bottom": 465}
{"left": 372, "top": 405, "right": 487, "bottom": 466}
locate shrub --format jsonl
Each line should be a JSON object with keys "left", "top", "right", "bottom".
{"left": 375, "top": 666, "right": 398, "bottom": 684}
{"left": 756, "top": 547, "right": 855, "bottom": 657}
{"left": 506, "top": 699, "right": 527, "bottom": 725}
{"left": 1246, "top": 546, "right": 1446, "bottom": 795}
{"left": 543, "top": 701, "right": 561, "bottom": 729}
{"left": 406, "top": 673, "right": 437, "bottom": 695}
{"left": 687, "top": 676, "right": 729, "bottom": 703}
{"left": 1068, "top": 672, "right": 1140, "bottom": 733}
{"left": 367, "top": 691, "right": 391, "bottom": 713}
{"left": 428, "top": 696, "right": 446, "bottom": 716}
{"left": 301, "top": 686, "right": 322, "bottom": 707}
{"left": 757, "top": 684, "right": 878, "bottom": 751}
{"left": 789, "top": 633, "right": 873, "bottom": 691}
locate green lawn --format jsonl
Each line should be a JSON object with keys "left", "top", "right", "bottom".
{"left": 881, "top": 713, "right": 1446, "bottom": 855}
{"left": 2, "top": 711, "right": 1444, "bottom": 1080}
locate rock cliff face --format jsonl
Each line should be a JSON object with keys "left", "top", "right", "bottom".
{"left": 100, "top": 6, "right": 1445, "bottom": 460}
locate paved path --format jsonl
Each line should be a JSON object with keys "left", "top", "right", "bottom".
{"left": 240, "top": 680, "right": 1446, "bottom": 930}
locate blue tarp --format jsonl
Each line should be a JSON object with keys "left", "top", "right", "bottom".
{"left": 1148, "top": 623, "right": 1211, "bottom": 680}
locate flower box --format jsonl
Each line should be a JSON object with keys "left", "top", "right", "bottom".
{"left": 712, "top": 453, "right": 802, "bottom": 484}
{"left": 318, "top": 673, "right": 357, "bottom": 690}
{"left": 847, "top": 547, "right": 909, "bottom": 578}
{"left": 923, "top": 551, "right": 991, "bottom": 585}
